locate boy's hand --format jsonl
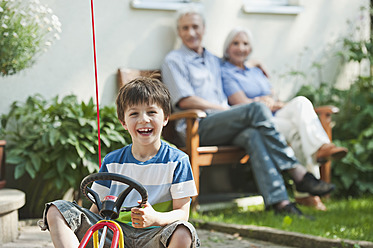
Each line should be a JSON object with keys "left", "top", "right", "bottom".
{"left": 131, "top": 201, "right": 159, "bottom": 228}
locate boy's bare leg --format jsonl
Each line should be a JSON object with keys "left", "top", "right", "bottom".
{"left": 46, "top": 205, "right": 80, "bottom": 248}
{"left": 168, "top": 225, "right": 192, "bottom": 248}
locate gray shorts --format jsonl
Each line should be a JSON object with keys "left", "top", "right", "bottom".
{"left": 39, "top": 200, "right": 200, "bottom": 248}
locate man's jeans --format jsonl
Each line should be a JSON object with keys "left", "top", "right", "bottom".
{"left": 198, "top": 102, "right": 298, "bottom": 206}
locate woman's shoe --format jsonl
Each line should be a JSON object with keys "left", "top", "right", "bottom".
{"left": 295, "top": 196, "right": 327, "bottom": 211}
{"left": 316, "top": 143, "right": 348, "bottom": 163}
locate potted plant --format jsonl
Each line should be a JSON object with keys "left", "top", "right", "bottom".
{"left": 0, "top": 94, "right": 131, "bottom": 218}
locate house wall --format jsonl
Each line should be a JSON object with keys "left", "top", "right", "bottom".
{"left": 0, "top": 0, "right": 369, "bottom": 115}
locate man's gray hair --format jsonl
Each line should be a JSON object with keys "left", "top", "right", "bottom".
{"left": 222, "top": 26, "right": 254, "bottom": 61}
{"left": 176, "top": 5, "right": 205, "bottom": 29}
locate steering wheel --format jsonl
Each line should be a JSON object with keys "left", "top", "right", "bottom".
{"left": 80, "top": 172, "right": 148, "bottom": 220}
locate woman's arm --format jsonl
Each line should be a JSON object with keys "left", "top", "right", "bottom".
{"left": 227, "top": 91, "right": 254, "bottom": 105}
{"left": 229, "top": 90, "right": 284, "bottom": 111}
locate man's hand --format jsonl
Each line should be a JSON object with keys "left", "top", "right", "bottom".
{"left": 254, "top": 95, "right": 275, "bottom": 110}
{"left": 253, "top": 96, "right": 284, "bottom": 112}
{"left": 246, "top": 59, "right": 269, "bottom": 78}
{"left": 272, "top": 101, "right": 285, "bottom": 112}
{"left": 131, "top": 201, "right": 158, "bottom": 228}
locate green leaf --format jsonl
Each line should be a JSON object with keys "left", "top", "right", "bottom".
{"left": 14, "top": 165, "right": 26, "bottom": 179}
{"left": 29, "top": 153, "right": 41, "bottom": 172}
{"left": 49, "top": 128, "right": 60, "bottom": 146}
{"left": 6, "top": 155, "right": 24, "bottom": 164}
{"left": 57, "top": 157, "right": 67, "bottom": 173}
{"left": 25, "top": 161, "right": 36, "bottom": 179}
{"left": 43, "top": 169, "right": 57, "bottom": 180}
{"left": 81, "top": 140, "right": 97, "bottom": 154}
{"left": 70, "top": 162, "right": 77, "bottom": 169}
{"left": 100, "top": 135, "right": 110, "bottom": 147}
{"left": 55, "top": 178, "right": 63, "bottom": 190}
{"left": 75, "top": 143, "right": 85, "bottom": 158}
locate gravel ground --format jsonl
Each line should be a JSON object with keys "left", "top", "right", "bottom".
{"left": 0, "top": 221, "right": 294, "bottom": 248}
{"left": 197, "top": 228, "right": 295, "bottom": 248}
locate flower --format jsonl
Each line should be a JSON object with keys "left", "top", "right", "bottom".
{"left": 0, "top": 0, "right": 62, "bottom": 76}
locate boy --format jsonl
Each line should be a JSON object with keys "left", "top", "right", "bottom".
{"left": 39, "top": 76, "right": 200, "bottom": 248}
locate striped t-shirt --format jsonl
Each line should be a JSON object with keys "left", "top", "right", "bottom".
{"left": 91, "top": 141, "right": 197, "bottom": 225}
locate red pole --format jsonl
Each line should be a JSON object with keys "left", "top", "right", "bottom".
{"left": 90, "top": 0, "right": 102, "bottom": 167}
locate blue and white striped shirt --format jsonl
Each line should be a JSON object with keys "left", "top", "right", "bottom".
{"left": 91, "top": 141, "right": 197, "bottom": 225}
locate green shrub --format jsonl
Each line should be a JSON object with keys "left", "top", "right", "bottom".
{"left": 0, "top": 94, "right": 130, "bottom": 216}
{"left": 297, "top": 76, "right": 373, "bottom": 197}
{"left": 294, "top": 9, "right": 373, "bottom": 197}
{"left": 0, "top": 1, "right": 61, "bottom": 76}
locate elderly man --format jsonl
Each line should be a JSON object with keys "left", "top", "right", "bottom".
{"left": 161, "top": 6, "right": 334, "bottom": 216}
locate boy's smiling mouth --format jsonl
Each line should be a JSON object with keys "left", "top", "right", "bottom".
{"left": 137, "top": 128, "right": 153, "bottom": 135}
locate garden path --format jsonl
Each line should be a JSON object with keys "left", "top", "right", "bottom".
{"left": 0, "top": 220, "right": 294, "bottom": 248}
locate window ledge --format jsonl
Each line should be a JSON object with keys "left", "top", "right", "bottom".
{"left": 242, "top": 5, "right": 303, "bottom": 15}
{"left": 130, "top": 0, "right": 202, "bottom": 11}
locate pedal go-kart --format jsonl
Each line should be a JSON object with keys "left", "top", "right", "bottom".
{"left": 78, "top": 172, "right": 148, "bottom": 248}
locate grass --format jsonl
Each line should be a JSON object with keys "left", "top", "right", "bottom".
{"left": 191, "top": 195, "right": 373, "bottom": 242}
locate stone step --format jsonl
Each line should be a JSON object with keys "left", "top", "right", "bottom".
{"left": 0, "top": 189, "right": 25, "bottom": 244}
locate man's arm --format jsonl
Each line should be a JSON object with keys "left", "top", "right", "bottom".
{"left": 246, "top": 59, "right": 269, "bottom": 78}
{"left": 178, "top": 96, "right": 229, "bottom": 111}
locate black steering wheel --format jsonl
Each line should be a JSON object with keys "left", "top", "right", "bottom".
{"left": 80, "top": 172, "right": 148, "bottom": 220}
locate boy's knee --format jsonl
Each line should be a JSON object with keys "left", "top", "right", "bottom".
{"left": 46, "top": 205, "right": 63, "bottom": 225}
{"left": 169, "top": 224, "right": 192, "bottom": 247}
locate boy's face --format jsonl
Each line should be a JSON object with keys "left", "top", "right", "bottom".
{"left": 121, "top": 102, "right": 169, "bottom": 147}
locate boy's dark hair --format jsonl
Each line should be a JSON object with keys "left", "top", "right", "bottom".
{"left": 116, "top": 74, "right": 171, "bottom": 123}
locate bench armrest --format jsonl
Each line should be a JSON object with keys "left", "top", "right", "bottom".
{"left": 166, "top": 109, "right": 206, "bottom": 156}
{"left": 169, "top": 109, "right": 207, "bottom": 121}
{"left": 314, "top": 105, "right": 339, "bottom": 142}
{"left": 314, "top": 105, "right": 339, "bottom": 115}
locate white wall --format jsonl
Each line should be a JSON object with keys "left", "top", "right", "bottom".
{"left": 0, "top": 0, "right": 369, "bottom": 115}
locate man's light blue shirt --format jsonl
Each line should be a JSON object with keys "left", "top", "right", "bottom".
{"left": 162, "top": 44, "right": 229, "bottom": 110}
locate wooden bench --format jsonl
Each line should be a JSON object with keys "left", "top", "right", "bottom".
{"left": 117, "top": 68, "right": 338, "bottom": 208}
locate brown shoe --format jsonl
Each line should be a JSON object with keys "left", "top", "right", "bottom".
{"left": 295, "top": 196, "right": 327, "bottom": 211}
{"left": 316, "top": 143, "right": 348, "bottom": 163}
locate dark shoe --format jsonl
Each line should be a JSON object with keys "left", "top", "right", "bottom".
{"left": 275, "top": 203, "right": 303, "bottom": 216}
{"left": 295, "top": 172, "right": 335, "bottom": 196}
{"left": 316, "top": 143, "right": 348, "bottom": 163}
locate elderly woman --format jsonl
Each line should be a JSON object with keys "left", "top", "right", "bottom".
{"left": 221, "top": 27, "right": 348, "bottom": 210}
